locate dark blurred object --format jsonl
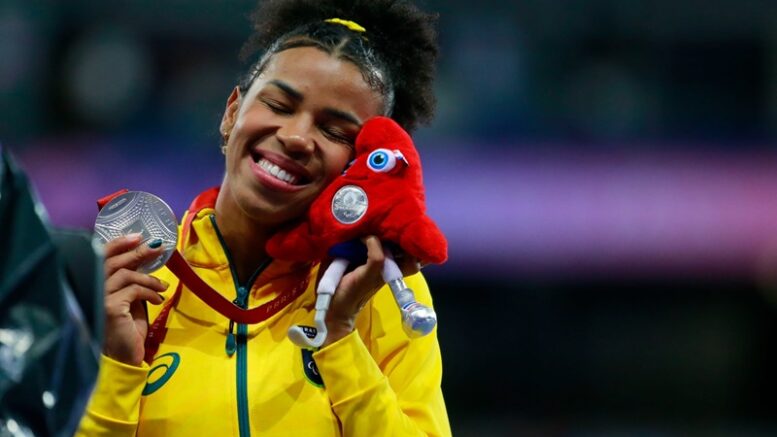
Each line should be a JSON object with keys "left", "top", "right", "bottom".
{"left": 0, "top": 146, "right": 102, "bottom": 436}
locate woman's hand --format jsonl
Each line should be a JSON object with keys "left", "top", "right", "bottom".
{"left": 321, "top": 236, "right": 420, "bottom": 347}
{"left": 102, "top": 234, "right": 169, "bottom": 366}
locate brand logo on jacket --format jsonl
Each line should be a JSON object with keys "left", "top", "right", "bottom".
{"left": 143, "top": 352, "right": 181, "bottom": 396}
{"left": 299, "top": 326, "right": 324, "bottom": 388}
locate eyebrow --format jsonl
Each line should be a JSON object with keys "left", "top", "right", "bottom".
{"left": 324, "top": 108, "right": 362, "bottom": 127}
{"left": 268, "top": 79, "right": 363, "bottom": 127}
{"left": 269, "top": 80, "right": 303, "bottom": 102}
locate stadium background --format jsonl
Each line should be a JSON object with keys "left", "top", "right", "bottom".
{"left": 2, "top": 0, "right": 777, "bottom": 434}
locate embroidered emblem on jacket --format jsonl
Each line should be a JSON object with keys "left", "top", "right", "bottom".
{"left": 143, "top": 352, "right": 181, "bottom": 396}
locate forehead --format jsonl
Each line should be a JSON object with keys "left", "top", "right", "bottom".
{"left": 247, "top": 47, "right": 383, "bottom": 119}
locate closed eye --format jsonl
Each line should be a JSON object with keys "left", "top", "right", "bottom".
{"left": 321, "top": 126, "right": 355, "bottom": 147}
{"left": 261, "top": 98, "right": 292, "bottom": 115}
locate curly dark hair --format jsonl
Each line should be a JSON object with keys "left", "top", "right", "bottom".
{"left": 238, "top": 0, "right": 439, "bottom": 132}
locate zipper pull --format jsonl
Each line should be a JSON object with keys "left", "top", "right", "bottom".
{"left": 236, "top": 286, "right": 249, "bottom": 308}
{"left": 226, "top": 287, "right": 248, "bottom": 356}
{"left": 226, "top": 320, "right": 236, "bottom": 356}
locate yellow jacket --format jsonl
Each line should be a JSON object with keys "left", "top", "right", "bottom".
{"left": 77, "top": 200, "right": 451, "bottom": 436}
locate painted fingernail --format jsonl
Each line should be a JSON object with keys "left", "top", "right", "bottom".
{"left": 148, "top": 238, "right": 163, "bottom": 249}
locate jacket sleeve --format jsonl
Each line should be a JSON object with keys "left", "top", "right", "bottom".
{"left": 312, "top": 272, "right": 451, "bottom": 436}
{"left": 74, "top": 355, "right": 150, "bottom": 436}
{"left": 75, "top": 266, "right": 177, "bottom": 437}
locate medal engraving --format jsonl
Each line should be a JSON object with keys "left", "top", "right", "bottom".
{"left": 94, "top": 191, "right": 178, "bottom": 273}
{"left": 331, "top": 185, "right": 368, "bottom": 225}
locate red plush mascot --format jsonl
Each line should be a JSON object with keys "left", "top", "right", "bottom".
{"left": 267, "top": 116, "right": 448, "bottom": 348}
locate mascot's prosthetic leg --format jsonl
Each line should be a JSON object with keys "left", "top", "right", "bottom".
{"left": 267, "top": 117, "right": 448, "bottom": 349}
{"left": 287, "top": 242, "right": 437, "bottom": 349}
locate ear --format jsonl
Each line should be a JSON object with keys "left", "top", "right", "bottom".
{"left": 220, "top": 87, "right": 241, "bottom": 137}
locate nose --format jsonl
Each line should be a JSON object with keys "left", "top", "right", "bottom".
{"left": 276, "top": 115, "right": 315, "bottom": 156}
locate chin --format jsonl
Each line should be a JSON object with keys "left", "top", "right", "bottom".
{"left": 226, "top": 170, "right": 315, "bottom": 223}
{"left": 243, "top": 193, "right": 309, "bottom": 226}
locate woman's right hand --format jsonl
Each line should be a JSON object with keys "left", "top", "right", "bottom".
{"left": 102, "top": 233, "right": 169, "bottom": 366}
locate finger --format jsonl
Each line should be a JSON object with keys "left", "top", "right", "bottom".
{"left": 396, "top": 254, "right": 421, "bottom": 277}
{"left": 105, "top": 268, "right": 169, "bottom": 295}
{"left": 106, "top": 285, "right": 165, "bottom": 311}
{"left": 361, "top": 235, "right": 385, "bottom": 266}
{"left": 130, "top": 299, "right": 149, "bottom": 329}
{"left": 334, "top": 265, "right": 382, "bottom": 316}
{"left": 360, "top": 236, "right": 386, "bottom": 282}
{"left": 103, "top": 233, "right": 143, "bottom": 258}
{"left": 104, "top": 239, "right": 165, "bottom": 277}
{"left": 387, "top": 246, "right": 421, "bottom": 276}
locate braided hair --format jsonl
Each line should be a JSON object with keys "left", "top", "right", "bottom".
{"left": 239, "top": 0, "right": 439, "bottom": 132}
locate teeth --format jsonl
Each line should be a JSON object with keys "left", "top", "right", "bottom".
{"left": 277, "top": 169, "right": 290, "bottom": 181}
{"left": 257, "top": 159, "right": 299, "bottom": 185}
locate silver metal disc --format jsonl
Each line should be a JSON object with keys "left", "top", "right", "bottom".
{"left": 331, "top": 185, "right": 368, "bottom": 225}
{"left": 94, "top": 191, "right": 178, "bottom": 273}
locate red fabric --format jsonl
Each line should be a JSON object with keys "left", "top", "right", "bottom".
{"left": 96, "top": 189, "right": 129, "bottom": 210}
{"left": 267, "top": 116, "right": 448, "bottom": 265}
{"left": 180, "top": 186, "right": 219, "bottom": 246}
{"left": 144, "top": 281, "right": 183, "bottom": 364}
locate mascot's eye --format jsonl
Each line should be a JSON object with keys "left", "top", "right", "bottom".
{"left": 367, "top": 149, "right": 397, "bottom": 173}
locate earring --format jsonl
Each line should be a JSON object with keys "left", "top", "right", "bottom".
{"left": 220, "top": 128, "right": 230, "bottom": 155}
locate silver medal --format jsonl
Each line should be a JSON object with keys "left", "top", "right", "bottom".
{"left": 331, "top": 185, "right": 368, "bottom": 225}
{"left": 94, "top": 191, "right": 178, "bottom": 273}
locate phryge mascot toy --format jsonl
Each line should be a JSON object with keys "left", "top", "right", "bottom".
{"left": 266, "top": 116, "right": 448, "bottom": 349}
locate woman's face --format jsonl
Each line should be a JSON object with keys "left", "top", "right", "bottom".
{"left": 220, "top": 47, "right": 384, "bottom": 227}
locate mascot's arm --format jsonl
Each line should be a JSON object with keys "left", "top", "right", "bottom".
{"left": 371, "top": 195, "right": 447, "bottom": 265}
{"left": 312, "top": 273, "right": 451, "bottom": 437}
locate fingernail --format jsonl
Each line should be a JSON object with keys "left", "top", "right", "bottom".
{"left": 126, "top": 232, "right": 142, "bottom": 241}
{"left": 160, "top": 279, "right": 170, "bottom": 289}
{"left": 148, "top": 238, "right": 163, "bottom": 249}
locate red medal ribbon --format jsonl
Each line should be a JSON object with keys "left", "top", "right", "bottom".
{"left": 164, "top": 250, "right": 306, "bottom": 324}
{"left": 96, "top": 189, "right": 128, "bottom": 210}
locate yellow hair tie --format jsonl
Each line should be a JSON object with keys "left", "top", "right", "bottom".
{"left": 324, "top": 18, "right": 366, "bottom": 33}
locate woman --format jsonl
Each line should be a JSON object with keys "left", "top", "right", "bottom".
{"left": 77, "top": 0, "right": 449, "bottom": 435}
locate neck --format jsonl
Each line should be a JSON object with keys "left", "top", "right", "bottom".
{"left": 214, "top": 189, "right": 274, "bottom": 285}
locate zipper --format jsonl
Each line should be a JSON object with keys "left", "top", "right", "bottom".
{"left": 210, "top": 215, "right": 272, "bottom": 437}
{"left": 235, "top": 286, "right": 250, "bottom": 437}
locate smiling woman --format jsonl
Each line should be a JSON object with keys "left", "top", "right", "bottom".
{"left": 75, "top": 1, "right": 448, "bottom": 437}
{"left": 218, "top": 47, "right": 383, "bottom": 234}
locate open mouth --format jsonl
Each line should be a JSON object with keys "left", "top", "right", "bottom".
{"left": 256, "top": 158, "right": 300, "bottom": 185}
{"left": 249, "top": 149, "right": 311, "bottom": 187}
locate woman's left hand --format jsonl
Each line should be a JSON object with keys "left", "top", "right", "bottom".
{"left": 321, "top": 235, "right": 420, "bottom": 347}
